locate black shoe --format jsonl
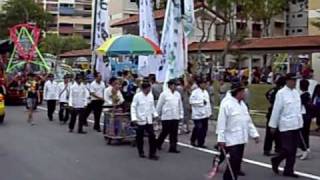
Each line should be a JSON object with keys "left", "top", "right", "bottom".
{"left": 238, "top": 170, "right": 246, "bottom": 176}
{"left": 139, "top": 154, "right": 146, "bottom": 158}
{"left": 149, "top": 155, "right": 159, "bottom": 161}
{"left": 69, "top": 129, "right": 73, "bottom": 133}
{"left": 157, "top": 146, "right": 162, "bottom": 151}
{"left": 78, "top": 131, "right": 87, "bottom": 134}
{"left": 271, "top": 158, "right": 279, "bottom": 174}
{"left": 264, "top": 151, "right": 273, "bottom": 156}
{"left": 168, "top": 149, "right": 181, "bottom": 153}
{"left": 191, "top": 142, "right": 196, "bottom": 147}
{"left": 283, "top": 173, "right": 299, "bottom": 178}
{"left": 94, "top": 129, "right": 101, "bottom": 132}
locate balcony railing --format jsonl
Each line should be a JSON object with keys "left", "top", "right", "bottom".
{"left": 59, "top": 7, "right": 75, "bottom": 15}
{"left": 59, "top": 27, "right": 74, "bottom": 34}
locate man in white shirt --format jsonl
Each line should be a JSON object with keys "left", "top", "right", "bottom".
{"left": 131, "top": 81, "right": 159, "bottom": 160}
{"left": 68, "top": 74, "right": 88, "bottom": 134}
{"left": 156, "top": 79, "right": 184, "bottom": 153}
{"left": 269, "top": 73, "right": 303, "bottom": 178}
{"left": 58, "top": 75, "right": 70, "bottom": 124}
{"left": 87, "top": 73, "right": 106, "bottom": 132}
{"left": 43, "top": 74, "right": 59, "bottom": 121}
{"left": 189, "top": 78, "right": 212, "bottom": 148}
{"left": 216, "top": 82, "right": 259, "bottom": 180}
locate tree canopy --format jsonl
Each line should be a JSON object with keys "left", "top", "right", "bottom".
{"left": 0, "top": 0, "right": 53, "bottom": 38}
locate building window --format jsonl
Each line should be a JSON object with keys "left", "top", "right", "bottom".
{"left": 130, "top": 0, "right": 136, "bottom": 2}
{"left": 297, "top": 14, "right": 303, "bottom": 18}
{"left": 292, "top": 29, "right": 295, "bottom": 33}
{"left": 292, "top": 15, "right": 295, "bottom": 18}
{"left": 297, "top": 29, "right": 303, "bottom": 33}
{"left": 275, "top": 22, "right": 284, "bottom": 28}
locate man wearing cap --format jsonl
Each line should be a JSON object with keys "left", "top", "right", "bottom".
{"left": 190, "top": 78, "right": 212, "bottom": 148}
{"left": 43, "top": 74, "right": 59, "bottom": 121}
{"left": 269, "top": 73, "right": 303, "bottom": 178}
{"left": 131, "top": 81, "right": 159, "bottom": 160}
{"left": 156, "top": 79, "right": 184, "bottom": 153}
{"left": 68, "top": 74, "right": 88, "bottom": 134}
{"left": 58, "top": 75, "right": 70, "bottom": 124}
{"left": 216, "top": 82, "right": 259, "bottom": 180}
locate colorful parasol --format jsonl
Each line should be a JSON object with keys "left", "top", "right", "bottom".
{"left": 96, "top": 34, "right": 162, "bottom": 56}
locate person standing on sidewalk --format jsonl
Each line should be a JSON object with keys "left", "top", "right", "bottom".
{"left": 25, "top": 73, "right": 40, "bottom": 125}
{"left": 68, "top": 74, "right": 88, "bottom": 134}
{"left": 216, "top": 82, "right": 259, "bottom": 180}
{"left": 43, "top": 74, "right": 59, "bottom": 121}
{"left": 88, "top": 73, "right": 106, "bottom": 132}
{"left": 269, "top": 73, "right": 303, "bottom": 178}
{"left": 58, "top": 75, "right": 70, "bottom": 124}
{"left": 263, "top": 76, "right": 286, "bottom": 156}
{"left": 156, "top": 79, "right": 184, "bottom": 153}
{"left": 131, "top": 81, "right": 159, "bottom": 160}
{"left": 190, "top": 78, "right": 212, "bottom": 148}
{"left": 298, "top": 79, "right": 313, "bottom": 160}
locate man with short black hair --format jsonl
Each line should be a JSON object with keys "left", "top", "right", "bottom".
{"left": 131, "top": 81, "right": 159, "bottom": 160}
{"left": 269, "top": 73, "right": 303, "bottom": 178}
{"left": 44, "top": 74, "right": 59, "bottom": 121}
{"left": 156, "top": 79, "right": 184, "bottom": 153}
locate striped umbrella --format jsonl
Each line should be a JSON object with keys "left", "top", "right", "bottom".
{"left": 96, "top": 34, "right": 162, "bottom": 56}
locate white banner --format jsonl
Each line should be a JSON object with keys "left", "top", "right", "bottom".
{"left": 92, "top": 0, "right": 110, "bottom": 80}
{"left": 157, "top": 0, "right": 184, "bottom": 83}
{"left": 183, "top": 0, "right": 195, "bottom": 37}
{"left": 138, "top": 0, "right": 160, "bottom": 77}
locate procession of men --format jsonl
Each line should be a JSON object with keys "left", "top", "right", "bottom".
{"left": 30, "top": 69, "right": 319, "bottom": 180}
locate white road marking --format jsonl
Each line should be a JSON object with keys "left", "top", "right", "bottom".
{"left": 37, "top": 106, "right": 320, "bottom": 180}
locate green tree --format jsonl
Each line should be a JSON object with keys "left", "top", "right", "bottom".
{"left": 0, "top": 0, "right": 53, "bottom": 38}
{"left": 39, "top": 34, "right": 90, "bottom": 56}
{"left": 246, "top": 0, "right": 286, "bottom": 37}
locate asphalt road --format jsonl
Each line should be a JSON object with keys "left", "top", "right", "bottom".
{"left": 0, "top": 106, "right": 319, "bottom": 180}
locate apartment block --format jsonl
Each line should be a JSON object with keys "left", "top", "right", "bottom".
{"left": 35, "top": 0, "right": 92, "bottom": 40}
{"left": 285, "top": 0, "right": 309, "bottom": 36}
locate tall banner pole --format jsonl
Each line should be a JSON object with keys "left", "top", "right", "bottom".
{"left": 91, "top": 0, "right": 98, "bottom": 72}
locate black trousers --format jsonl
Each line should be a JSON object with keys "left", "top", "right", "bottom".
{"left": 299, "top": 114, "right": 312, "bottom": 150}
{"left": 136, "top": 124, "right": 157, "bottom": 156}
{"left": 263, "top": 119, "right": 281, "bottom": 153}
{"left": 223, "top": 144, "right": 245, "bottom": 180}
{"left": 59, "top": 102, "right": 69, "bottom": 123}
{"left": 191, "top": 118, "right": 209, "bottom": 146}
{"left": 69, "top": 108, "right": 85, "bottom": 132}
{"left": 157, "top": 120, "right": 179, "bottom": 151}
{"left": 90, "top": 100, "right": 104, "bottom": 130}
{"left": 47, "top": 100, "right": 56, "bottom": 121}
{"left": 272, "top": 130, "right": 299, "bottom": 174}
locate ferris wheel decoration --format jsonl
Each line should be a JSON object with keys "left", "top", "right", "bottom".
{"left": 6, "top": 24, "right": 50, "bottom": 73}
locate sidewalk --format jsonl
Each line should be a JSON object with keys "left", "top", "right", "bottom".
{"left": 176, "top": 120, "right": 320, "bottom": 177}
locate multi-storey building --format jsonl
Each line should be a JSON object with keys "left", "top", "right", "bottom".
{"left": 285, "top": 0, "right": 309, "bottom": 36}
{"left": 35, "top": 0, "right": 92, "bottom": 40}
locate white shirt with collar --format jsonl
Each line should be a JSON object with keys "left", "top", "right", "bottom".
{"left": 68, "top": 82, "right": 88, "bottom": 108}
{"left": 90, "top": 80, "right": 106, "bottom": 101}
{"left": 131, "top": 92, "right": 158, "bottom": 125}
{"left": 103, "top": 86, "right": 124, "bottom": 106}
{"left": 269, "top": 86, "right": 303, "bottom": 132}
{"left": 58, "top": 82, "right": 70, "bottom": 103}
{"left": 44, "top": 80, "right": 59, "bottom": 100}
{"left": 189, "top": 88, "right": 212, "bottom": 120}
{"left": 216, "top": 95, "right": 259, "bottom": 147}
{"left": 156, "top": 90, "right": 184, "bottom": 121}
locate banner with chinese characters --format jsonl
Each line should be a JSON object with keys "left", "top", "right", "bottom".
{"left": 92, "top": 0, "right": 110, "bottom": 81}
{"left": 138, "top": 0, "right": 160, "bottom": 77}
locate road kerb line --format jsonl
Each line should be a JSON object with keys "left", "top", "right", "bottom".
{"left": 37, "top": 106, "right": 320, "bottom": 180}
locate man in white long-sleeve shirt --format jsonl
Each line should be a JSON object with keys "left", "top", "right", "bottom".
{"left": 58, "top": 75, "right": 70, "bottom": 124}
{"left": 156, "top": 79, "right": 184, "bottom": 153}
{"left": 269, "top": 73, "right": 303, "bottom": 178}
{"left": 43, "top": 74, "right": 59, "bottom": 121}
{"left": 189, "top": 78, "right": 212, "bottom": 148}
{"left": 216, "top": 82, "right": 259, "bottom": 180}
{"left": 131, "top": 81, "right": 159, "bottom": 160}
{"left": 68, "top": 74, "right": 88, "bottom": 134}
